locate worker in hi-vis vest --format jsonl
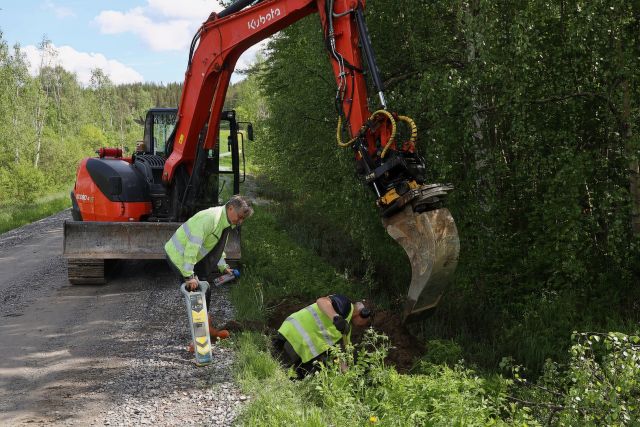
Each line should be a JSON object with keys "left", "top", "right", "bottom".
{"left": 165, "top": 195, "right": 253, "bottom": 350}
{"left": 274, "top": 294, "right": 372, "bottom": 378}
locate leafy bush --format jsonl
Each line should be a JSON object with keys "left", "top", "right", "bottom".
{"left": 414, "top": 339, "right": 464, "bottom": 369}
{"left": 507, "top": 331, "right": 640, "bottom": 425}
{"left": 308, "top": 329, "right": 536, "bottom": 426}
{"left": 1, "top": 161, "right": 46, "bottom": 204}
{"left": 234, "top": 329, "right": 536, "bottom": 426}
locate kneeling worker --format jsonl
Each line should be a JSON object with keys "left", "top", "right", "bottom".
{"left": 274, "top": 294, "right": 372, "bottom": 378}
{"left": 165, "top": 195, "right": 253, "bottom": 348}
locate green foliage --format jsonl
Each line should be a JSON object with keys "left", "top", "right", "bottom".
{"left": 233, "top": 332, "right": 325, "bottom": 427}
{"left": 414, "top": 339, "right": 464, "bottom": 368}
{"left": 251, "top": 0, "right": 640, "bottom": 373}
{"left": 233, "top": 328, "right": 536, "bottom": 426}
{"left": 231, "top": 206, "right": 360, "bottom": 322}
{"left": 507, "top": 331, "right": 640, "bottom": 425}
{"left": 308, "top": 330, "right": 529, "bottom": 426}
{"left": 0, "top": 194, "right": 70, "bottom": 233}
{"left": 0, "top": 30, "right": 182, "bottom": 211}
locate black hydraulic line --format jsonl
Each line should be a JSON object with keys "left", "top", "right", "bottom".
{"left": 354, "top": 6, "right": 386, "bottom": 106}
{"left": 187, "top": 30, "right": 201, "bottom": 68}
{"left": 218, "top": 0, "right": 260, "bottom": 19}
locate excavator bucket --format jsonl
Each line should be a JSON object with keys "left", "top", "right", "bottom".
{"left": 383, "top": 206, "right": 459, "bottom": 323}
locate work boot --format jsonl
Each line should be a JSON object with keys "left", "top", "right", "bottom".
{"left": 187, "top": 342, "right": 195, "bottom": 353}
{"left": 208, "top": 314, "right": 230, "bottom": 340}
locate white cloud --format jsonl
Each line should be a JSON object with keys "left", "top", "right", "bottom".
{"left": 94, "top": 0, "right": 266, "bottom": 81}
{"left": 95, "top": 1, "right": 223, "bottom": 52}
{"left": 43, "top": 0, "right": 75, "bottom": 19}
{"left": 95, "top": 8, "right": 194, "bottom": 51}
{"left": 146, "top": 0, "right": 223, "bottom": 20}
{"left": 23, "top": 44, "right": 144, "bottom": 86}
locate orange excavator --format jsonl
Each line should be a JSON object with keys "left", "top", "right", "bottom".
{"left": 64, "top": 0, "right": 459, "bottom": 322}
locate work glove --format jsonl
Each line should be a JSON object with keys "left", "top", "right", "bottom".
{"left": 333, "top": 315, "right": 348, "bottom": 334}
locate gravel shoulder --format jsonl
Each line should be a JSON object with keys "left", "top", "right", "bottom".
{"left": 0, "top": 210, "right": 247, "bottom": 426}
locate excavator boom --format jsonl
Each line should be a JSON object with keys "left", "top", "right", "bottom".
{"left": 164, "top": 0, "right": 460, "bottom": 321}
{"left": 68, "top": 0, "right": 460, "bottom": 321}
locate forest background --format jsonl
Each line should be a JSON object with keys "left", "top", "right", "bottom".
{"left": 1, "top": 0, "right": 639, "bottom": 422}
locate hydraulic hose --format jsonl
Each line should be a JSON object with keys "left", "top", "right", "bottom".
{"left": 218, "top": 0, "right": 259, "bottom": 18}
{"left": 336, "top": 110, "right": 398, "bottom": 153}
{"left": 397, "top": 115, "right": 418, "bottom": 146}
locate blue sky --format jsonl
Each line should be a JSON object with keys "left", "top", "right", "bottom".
{"left": 0, "top": 0, "right": 263, "bottom": 85}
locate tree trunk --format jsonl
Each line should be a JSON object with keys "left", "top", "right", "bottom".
{"left": 34, "top": 100, "right": 43, "bottom": 168}
{"left": 630, "top": 160, "right": 640, "bottom": 235}
{"left": 13, "top": 86, "right": 19, "bottom": 164}
{"left": 463, "top": 0, "right": 489, "bottom": 210}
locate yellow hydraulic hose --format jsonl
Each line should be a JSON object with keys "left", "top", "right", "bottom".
{"left": 375, "top": 110, "right": 397, "bottom": 158}
{"left": 336, "top": 110, "right": 399, "bottom": 153}
{"left": 397, "top": 115, "right": 418, "bottom": 146}
{"left": 336, "top": 115, "right": 359, "bottom": 148}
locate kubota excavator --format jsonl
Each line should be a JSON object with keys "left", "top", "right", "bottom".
{"left": 64, "top": 0, "right": 459, "bottom": 322}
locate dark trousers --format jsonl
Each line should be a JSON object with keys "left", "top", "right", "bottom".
{"left": 272, "top": 333, "right": 329, "bottom": 379}
{"left": 166, "top": 255, "right": 212, "bottom": 310}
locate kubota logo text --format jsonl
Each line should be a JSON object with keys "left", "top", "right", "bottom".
{"left": 248, "top": 8, "right": 281, "bottom": 30}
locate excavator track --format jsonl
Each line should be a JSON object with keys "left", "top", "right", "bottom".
{"left": 67, "top": 259, "right": 106, "bottom": 285}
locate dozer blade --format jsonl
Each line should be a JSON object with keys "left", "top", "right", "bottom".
{"left": 383, "top": 206, "right": 459, "bottom": 323}
{"left": 62, "top": 221, "right": 242, "bottom": 284}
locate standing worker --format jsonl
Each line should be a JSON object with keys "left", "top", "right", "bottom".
{"left": 273, "top": 294, "right": 372, "bottom": 378}
{"left": 165, "top": 195, "right": 253, "bottom": 349}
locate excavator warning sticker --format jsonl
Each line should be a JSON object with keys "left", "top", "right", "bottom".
{"left": 178, "top": 134, "right": 185, "bottom": 145}
{"left": 248, "top": 8, "right": 281, "bottom": 31}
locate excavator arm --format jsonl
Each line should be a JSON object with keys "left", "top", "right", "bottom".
{"left": 165, "top": 0, "right": 459, "bottom": 322}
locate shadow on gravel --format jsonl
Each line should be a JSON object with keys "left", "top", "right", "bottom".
{"left": 0, "top": 259, "right": 196, "bottom": 424}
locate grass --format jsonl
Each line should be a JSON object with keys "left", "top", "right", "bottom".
{"left": 228, "top": 204, "right": 538, "bottom": 425}
{"left": 232, "top": 332, "right": 326, "bottom": 427}
{"left": 231, "top": 205, "right": 361, "bottom": 323}
{"left": 0, "top": 191, "right": 71, "bottom": 234}
{"left": 231, "top": 328, "right": 535, "bottom": 426}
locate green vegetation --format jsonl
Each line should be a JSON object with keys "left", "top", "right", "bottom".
{"left": 247, "top": 0, "right": 640, "bottom": 375}
{"left": 0, "top": 193, "right": 70, "bottom": 234}
{"left": 0, "top": 33, "right": 181, "bottom": 210}
{"left": 232, "top": 330, "right": 534, "bottom": 426}
{"left": 231, "top": 206, "right": 360, "bottom": 323}
{"left": 232, "top": 204, "right": 639, "bottom": 425}
{"left": 3, "top": 0, "right": 639, "bottom": 423}
{"left": 0, "top": 31, "right": 251, "bottom": 223}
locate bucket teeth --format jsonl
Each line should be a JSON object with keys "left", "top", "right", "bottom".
{"left": 383, "top": 206, "right": 459, "bottom": 323}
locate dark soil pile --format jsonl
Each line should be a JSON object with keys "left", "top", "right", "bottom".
{"left": 365, "top": 309, "right": 424, "bottom": 372}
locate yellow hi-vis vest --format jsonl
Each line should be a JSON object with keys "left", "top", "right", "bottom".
{"left": 278, "top": 302, "right": 353, "bottom": 363}
{"left": 164, "top": 206, "right": 231, "bottom": 277}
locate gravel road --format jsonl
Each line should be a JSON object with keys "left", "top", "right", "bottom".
{"left": 0, "top": 210, "right": 247, "bottom": 426}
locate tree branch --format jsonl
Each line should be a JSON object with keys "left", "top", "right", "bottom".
{"left": 507, "top": 396, "right": 565, "bottom": 411}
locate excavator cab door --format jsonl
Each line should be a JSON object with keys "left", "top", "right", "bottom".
{"left": 143, "top": 108, "right": 177, "bottom": 156}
